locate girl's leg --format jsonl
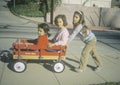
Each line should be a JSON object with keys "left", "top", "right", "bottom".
{"left": 79, "top": 38, "right": 96, "bottom": 70}
{"left": 90, "top": 43, "right": 102, "bottom": 67}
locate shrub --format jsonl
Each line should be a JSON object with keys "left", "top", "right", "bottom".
{"left": 10, "top": 3, "right": 43, "bottom": 17}
{"left": 9, "top": 0, "right": 61, "bottom": 17}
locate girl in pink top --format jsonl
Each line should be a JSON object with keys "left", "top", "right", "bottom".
{"left": 48, "top": 15, "right": 69, "bottom": 48}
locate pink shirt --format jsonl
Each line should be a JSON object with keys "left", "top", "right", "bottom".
{"left": 54, "top": 28, "right": 69, "bottom": 46}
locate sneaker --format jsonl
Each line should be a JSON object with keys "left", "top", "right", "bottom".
{"left": 79, "top": 69, "right": 83, "bottom": 72}
{"left": 94, "top": 66, "right": 102, "bottom": 71}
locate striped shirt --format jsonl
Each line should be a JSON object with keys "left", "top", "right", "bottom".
{"left": 68, "top": 24, "right": 95, "bottom": 43}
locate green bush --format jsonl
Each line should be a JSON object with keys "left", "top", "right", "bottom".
{"left": 39, "top": 0, "right": 61, "bottom": 15}
{"left": 10, "top": 3, "right": 44, "bottom": 17}
{"left": 11, "top": 0, "right": 38, "bottom": 5}
{"left": 9, "top": 0, "right": 61, "bottom": 17}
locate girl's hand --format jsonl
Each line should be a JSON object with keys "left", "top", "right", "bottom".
{"left": 21, "top": 39, "right": 27, "bottom": 43}
{"left": 25, "top": 43, "right": 29, "bottom": 48}
{"left": 48, "top": 43, "right": 55, "bottom": 47}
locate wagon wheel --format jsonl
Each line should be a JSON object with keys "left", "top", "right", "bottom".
{"left": 0, "top": 50, "right": 13, "bottom": 61}
{"left": 53, "top": 62, "right": 65, "bottom": 73}
{"left": 12, "top": 60, "right": 27, "bottom": 73}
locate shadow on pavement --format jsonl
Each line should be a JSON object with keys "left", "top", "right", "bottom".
{"left": 66, "top": 57, "right": 79, "bottom": 64}
{"left": 43, "top": 62, "right": 55, "bottom": 72}
{"left": 87, "top": 64, "right": 96, "bottom": 71}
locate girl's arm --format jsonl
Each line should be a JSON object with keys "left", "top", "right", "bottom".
{"left": 68, "top": 24, "right": 83, "bottom": 42}
{"left": 48, "top": 29, "right": 69, "bottom": 47}
{"left": 54, "top": 32, "right": 69, "bottom": 45}
{"left": 27, "top": 36, "right": 48, "bottom": 50}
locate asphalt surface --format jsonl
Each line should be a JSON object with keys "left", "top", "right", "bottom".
{"left": 0, "top": 0, "right": 120, "bottom": 85}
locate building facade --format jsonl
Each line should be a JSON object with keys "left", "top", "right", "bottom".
{"left": 62, "top": 0, "right": 112, "bottom": 8}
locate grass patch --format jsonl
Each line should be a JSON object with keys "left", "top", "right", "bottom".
{"left": 10, "top": 3, "right": 44, "bottom": 17}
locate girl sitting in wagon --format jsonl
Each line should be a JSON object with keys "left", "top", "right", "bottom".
{"left": 13, "top": 23, "right": 50, "bottom": 50}
{"left": 48, "top": 14, "right": 69, "bottom": 49}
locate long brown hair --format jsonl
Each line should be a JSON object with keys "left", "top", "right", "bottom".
{"left": 73, "top": 11, "right": 90, "bottom": 30}
{"left": 73, "top": 11, "right": 85, "bottom": 27}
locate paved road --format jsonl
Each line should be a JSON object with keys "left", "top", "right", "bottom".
{"left": 94, "top": 30, "right": 120, "bottom": 51}
{"left": 0, "top": 0, "right": 120, "bottom": 85}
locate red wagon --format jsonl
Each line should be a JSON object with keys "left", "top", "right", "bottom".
{"left": 11, "top": 39, "right": 67, "bottom": 73}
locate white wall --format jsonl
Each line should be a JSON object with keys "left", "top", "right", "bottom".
{"left": 90, "top": 0, "right": 111, "bottom": 8}
{"left": 63, "top": 0, "right": 82, "bottom": 4}
{"left": 62, "top": 0, "right": 112, "bottom": 8}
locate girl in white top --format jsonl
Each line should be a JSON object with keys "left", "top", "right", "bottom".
{"left": 68, "top": 11, "right": 102, "bottom": 72}
{"left": 48, "top": 14, "right": 69, "bottom": 47}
